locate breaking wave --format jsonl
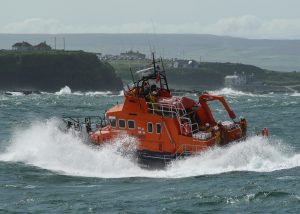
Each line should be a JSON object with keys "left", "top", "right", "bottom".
{"left": 54, "top": 86, "right": 122, "bottom": 96}
{"left": 55, "top": 86, "right": 72, "bottom": 95}
{"left": 291, "top": 92, "right": 300, "bottom": 97}
{"left": 210, "top": 88, "right": 254, "bottom": 96}
{"left": 1, "top": 119, "right": 300, "bottom": 178}
{"left": 209, "top": 88, "right": 276, "bottom": 98}
{"left": 4, "top": 91, "right": 25, "bottom": 96}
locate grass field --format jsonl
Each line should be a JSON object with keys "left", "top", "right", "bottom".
{"left": 109, "top": 59, "right": 300, "bottom": 88}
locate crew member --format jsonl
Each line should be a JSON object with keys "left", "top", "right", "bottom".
{"left": 205, "top": 123, "right": 212, "bottom": 132}
{"left": 141, "top": 81, "right": 150, "bottom": 96}
{"left": 150, "top": 90, "right": 157, "bottom": 103}
{"left": 149, "top": 85, "right": 159, "bottom": 113}
{"left": 217, "top": 120, "right": 226, "bottom": 145}
{"left": 239, "top": 116, "right": 247, "bottom": 137}
{"left": 85, "top": 118, "right": 92, "bottom": 133}
{"left": 215, "top": 127, "right": 221, "bottom": 145}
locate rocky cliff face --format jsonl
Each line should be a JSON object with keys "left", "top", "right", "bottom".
{"left": 0, "top": 51, "right": 123, "bottom": 92}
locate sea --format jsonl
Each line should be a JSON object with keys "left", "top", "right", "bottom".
{"left": 1, "top": 86, "right": 300, "bottom": 213}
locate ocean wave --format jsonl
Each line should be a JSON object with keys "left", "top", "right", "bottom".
{"left": 1, "top": 119, "right": 299, "bottom": 178}
{"left": 4, "top": 91, "right": 25, "bottom": 96}
{"left": 291, "top": 92, "right": 300, "bottom": 97}
{"left": 55, "top": 86, "right": 72, "bottom": 95}
{"left": 0, "top": 95, "right": 8, "bottom": 101}
{"left": 54, "top": 86, "right": 122, "bottom": 96}
{"left": 209, "top": 88, "right": 276, "bottom": 98}
{"left": 209, "top": 88, "right": 253, "bottom": 96}
{"left": 0, "top": 119, "right": 146, "bottom": 178}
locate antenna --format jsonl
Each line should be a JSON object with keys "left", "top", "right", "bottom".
{"left": 150, "top": 19, "right": 162, "bottom": 59}
{"left": 161, "top": 57, "right": 166, "bottom": 75}
{"left": 130, "top": 67, "right": 135, "bottom": 83}
{"left": 54, "top": 37, "right": 56, "bottom": 50}
{"left": 152, "top": 52, "right": 156, "bottom": 73}
{"left": 63, "top": 37, "right": 65, "bottom": 50}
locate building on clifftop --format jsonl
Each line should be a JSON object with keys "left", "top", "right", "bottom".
{"left": 12, "top": 41, "right": 33, "bottom": 51}
{"left": 120, "top": 50, "right": 146, "bottom": 60}
{"left": 34, "top": 41, "right": 51, "bottom": 51}
{"left": 12, "top": 41, "right": 52, "bottom": 51}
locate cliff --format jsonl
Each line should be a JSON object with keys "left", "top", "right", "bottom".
{"left": 0, "top": 50, "right": 123, "bottom": 92}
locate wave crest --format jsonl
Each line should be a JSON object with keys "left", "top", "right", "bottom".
{"left": 1, "top": 119, "right": 299, "bottom": 178}
{"left": 54, "top": 86, "right": 122, "bottom": 96}
{"left": 210, "top": 88, "right": 253, "bottom": 96}
{"left": 55, "top": 86, "right": 72, "bottom": 95}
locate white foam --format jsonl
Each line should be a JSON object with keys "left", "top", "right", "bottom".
{"left": 1, "top": 119, "right": 300, "bottom": 178}
{"left": 85, "top": 91, "right": 113, "bottom": 96}
{"left": 291, "top": 92, "right": 300, "bottom": 97}
{"left": 0, "top": 119, "right": 150, "bottom": 178}
{"left": 210, "top": 88, "right": 276, "bottom": 98}
{"left": 84, "top": 90, "right": 123, "bottom": 96}
{"left": 55, "top": 86, "right": 72, "bottom": 95}
{"left": 210, "top": 88, "right": 253, "bottom": 96}
{"left": 54, "top": 86, "right": 119, "bottom": 96}
{"left": 165, "top": 137, "right": 299, "bottom": 177}
{"left": 5, "top": 91, "right": 24, "bottom": 96}
{"left": 0, "top": 95, "right": 8, "bottom": 101}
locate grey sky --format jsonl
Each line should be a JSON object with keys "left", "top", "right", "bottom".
{"left": 1, "top": 0, "right": 300, "bottom": 38}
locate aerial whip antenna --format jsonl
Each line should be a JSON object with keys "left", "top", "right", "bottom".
{"left": 130, "top": 67, "right": 135, "bottom": 84}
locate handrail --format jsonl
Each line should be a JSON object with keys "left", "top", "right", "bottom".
{"left": 62, "top": 116, "right": 106, "bottom": 132}
{"left": 146, "top": 101, "right": 182, "bottom": 118}
{"left": 163, "top": 121, "right": 175, "bottom": 147}
{"left": 146, "top": 102, "right": 199, "bottom": 136}
{"left": 173, "top": 144, "right": 204, "bottom": 160}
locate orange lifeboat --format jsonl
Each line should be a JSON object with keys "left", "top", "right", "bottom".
{"left": 65, "top": 54, "right": 247, "bottom": 168}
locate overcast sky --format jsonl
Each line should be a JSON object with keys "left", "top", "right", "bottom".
{"left": 1, "top": 0, "right": 300, "bottom": 39}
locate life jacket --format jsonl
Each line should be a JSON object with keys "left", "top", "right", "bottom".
{"left": 206, "top": 127, "right": 213, "bottom": 132}
{"left": 150, "top": 94, "right": 156, "bottom": 103}
{"left": 215, "top": 130, "right": 221, "bottom": 144}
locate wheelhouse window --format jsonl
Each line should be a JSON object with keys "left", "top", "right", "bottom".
{"left": 109, "top": 116, "right": 116, "bottom": 128}
{"left": 118, "top": 119, "right": 126, "bottom": 128}
{"left": 128, "top": 120, "right": 135, "bottom": 129}
{"left": 156, "top": 123, "right": 162, "bottom": 134}
{"left": 147, "top": 122, "right": 153, "bottom": 133}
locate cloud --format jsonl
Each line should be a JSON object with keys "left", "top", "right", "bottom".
{"left": 1, "top": 18, "right": 64, "bottom": 34}
{"left": 1, "top": 16, "right": 300, "bottom": 39}
{"left": 204, "top": 15, "right": 300, "bottom": 39}
{"left": 204, "top": 15, "right": 263, "bottom": 36}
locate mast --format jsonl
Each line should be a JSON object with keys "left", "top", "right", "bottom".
{"left": 161, "top": 57, "right": 169, "bottom": 90}
{"left": 152, "top": 52, "right": 156, "bottom": 73}
{"left": 151, "top": 52, "right": 169, "bottom": 90}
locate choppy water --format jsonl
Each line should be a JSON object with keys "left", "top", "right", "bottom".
{"left": 1, "top": 87, "right": 300, "bottom": 213}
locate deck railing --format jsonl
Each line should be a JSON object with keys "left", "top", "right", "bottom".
{"left": 146, "top": 101, "right": 180, "bottom": 118}
{"left": 174, "top": 144, "right": 205, "bottom": 160}
{"left": 62, "top": 116, "right": 106, "bottom": 133}
{"left": 146, "top": 101, "right": 199, "bottom": 136}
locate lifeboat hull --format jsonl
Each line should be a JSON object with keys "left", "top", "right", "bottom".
{"left": 89, "top": 130, "right": 244, "bottom": 169}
